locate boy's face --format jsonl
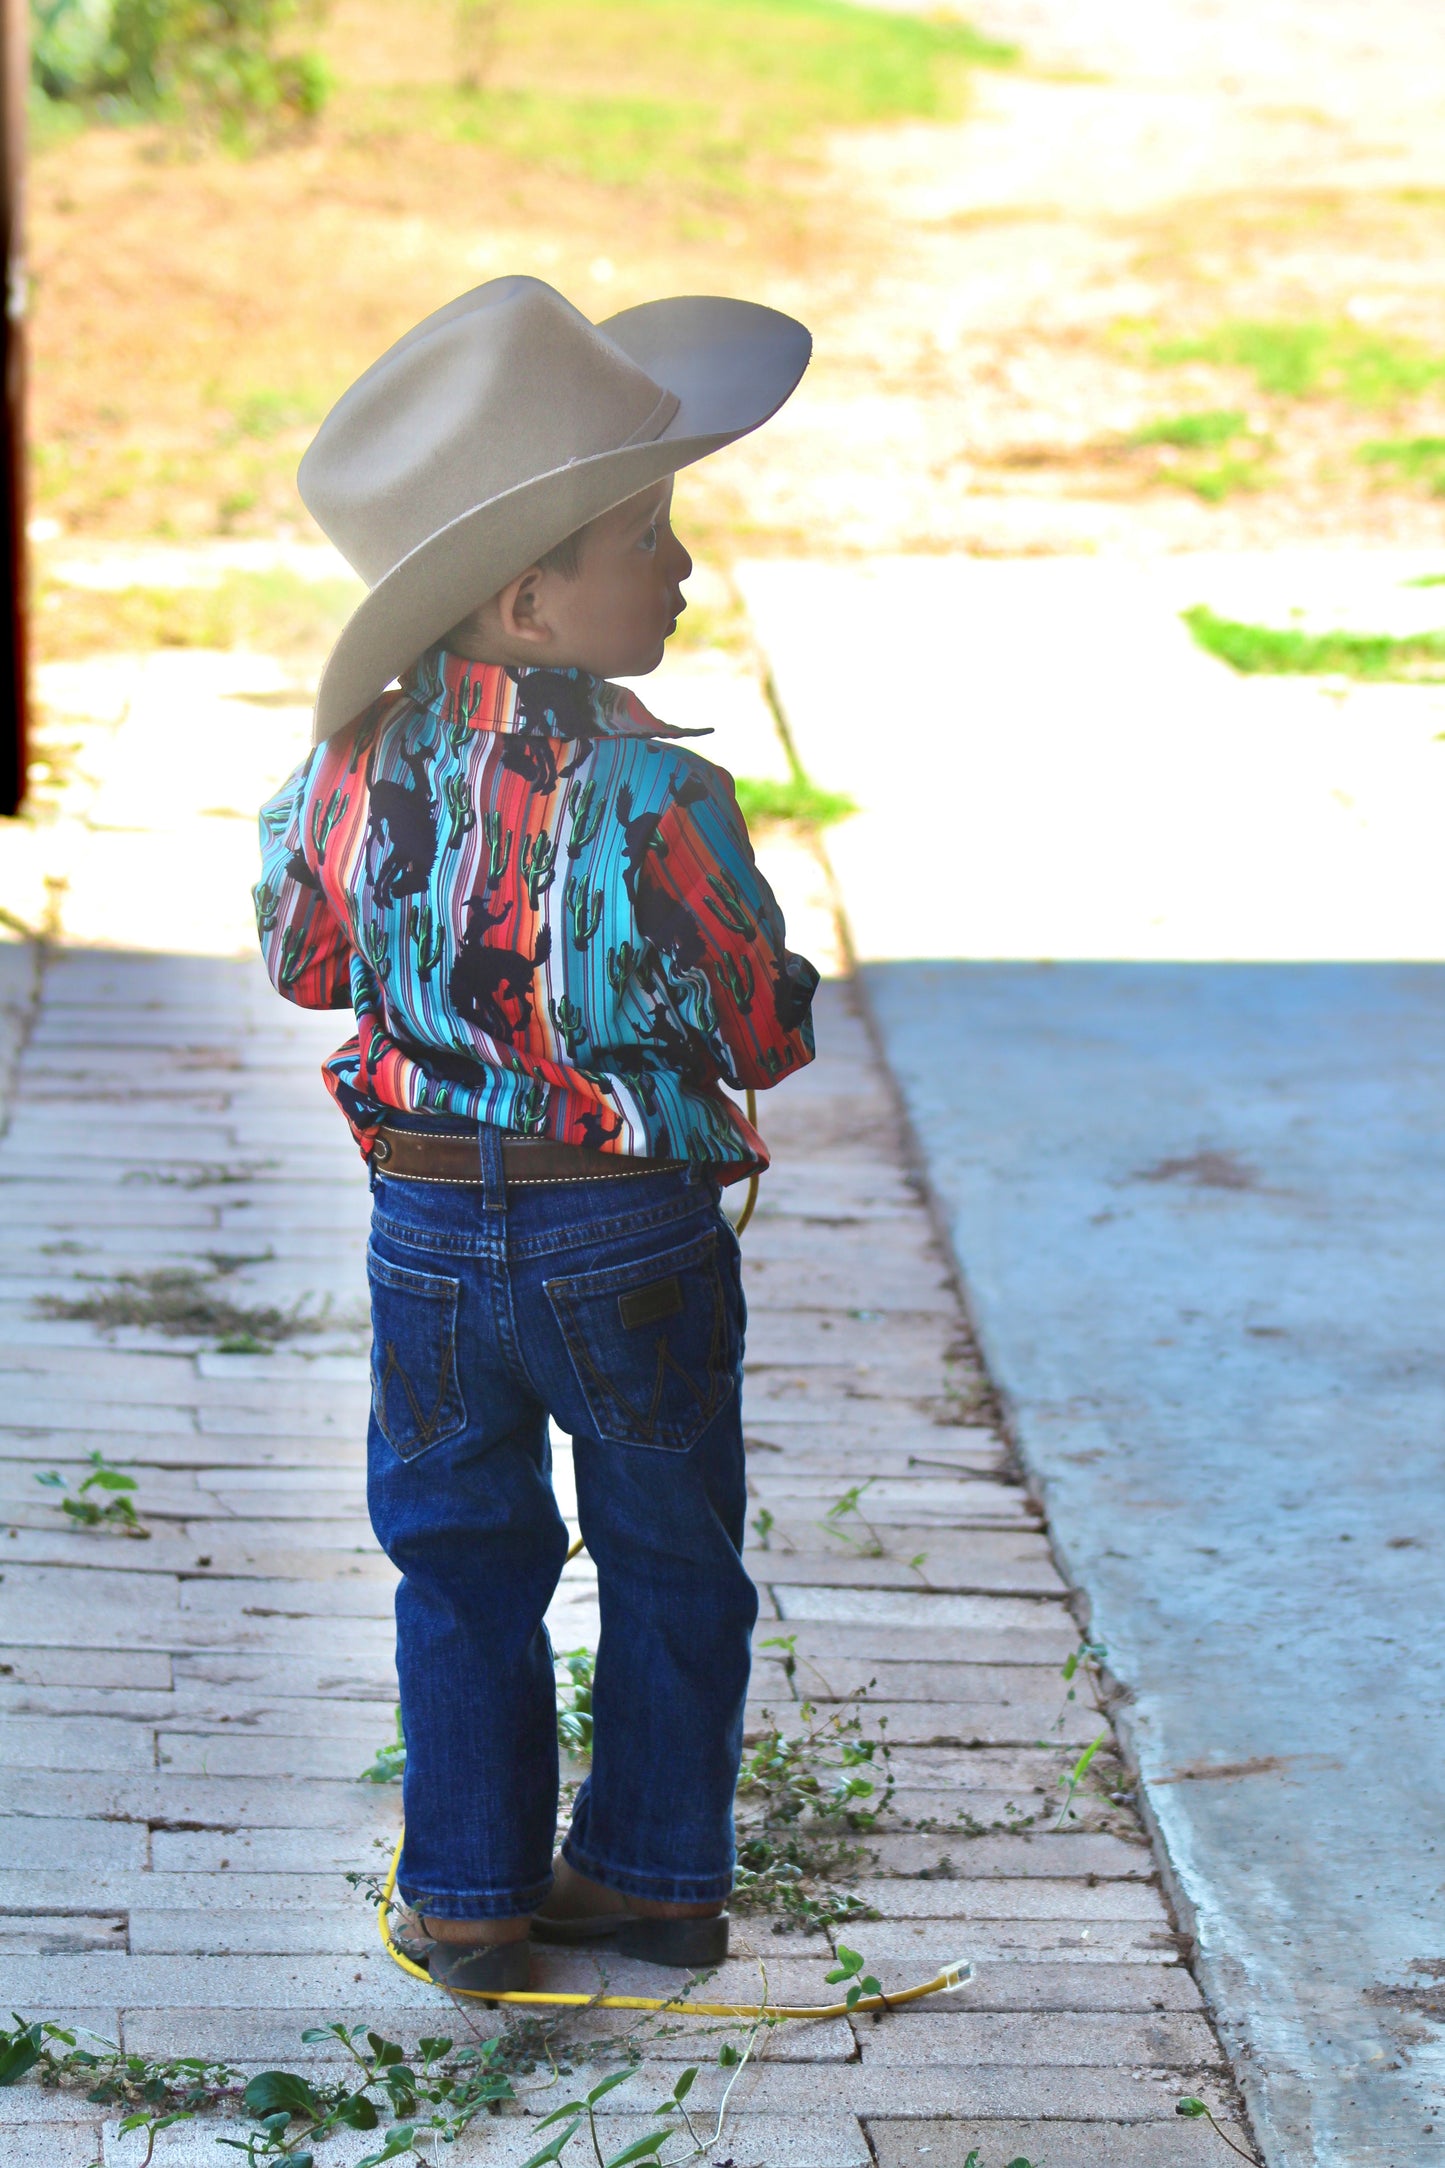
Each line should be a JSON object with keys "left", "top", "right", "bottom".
{"left": 453, "top": 479, "right": 692, "bottom": 678}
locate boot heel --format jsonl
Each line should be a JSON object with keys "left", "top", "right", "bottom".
{"left": 608, "top": 1913, "right": 730, "bottom": 1968}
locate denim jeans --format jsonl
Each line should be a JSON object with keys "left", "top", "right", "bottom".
{"left": 365, "top": 1128, "right": 755, "bottom": 1920}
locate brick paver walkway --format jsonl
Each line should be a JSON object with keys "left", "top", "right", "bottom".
{"left": 0, "top": 951, "right": 1252, "bottom": 2166}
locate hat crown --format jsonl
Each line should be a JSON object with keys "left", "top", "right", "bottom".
{"left": 299, "top": 277, "right": 680, "bottom": 588}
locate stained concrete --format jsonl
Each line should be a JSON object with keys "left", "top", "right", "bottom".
{"left": 860, "top": 960, "right": 1445, "bottom": 2166}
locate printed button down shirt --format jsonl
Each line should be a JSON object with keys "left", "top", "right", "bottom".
{"left": 255, "top": 650, "right": 819, "bottom": 1176}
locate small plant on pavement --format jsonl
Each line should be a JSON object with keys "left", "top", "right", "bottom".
{"left": 520, "top": 2035, "right": 766, "bottom": 2168}
{"left": 555, "top": 1646, "right": 596, "bottom": 1757}
{"left": 1177, "top": 2094, "right": 1258, "bottom": 2162}
{"left": 732, "top": 1697, "right": 893, "bottom": 1931}
{"left": 0, "top": 2014, "right": 240, "bottom": 2109}
{"left": 820, "top": 1478, "right": 886, "bottom": 1557}
{"left": 1054, "top": 1731, "right": 1108, "bottom": 1830}
{"left": 824, "top": 1945, "right": 884, "bottom": 2011}
{"left": 359, "top": 1706, "right": 407, "bottom": 1784}
{"left": 34, "top": 1450, "right": 150, "bottom": 1536}
{"left": 36, "top": 1257, "right": 340, "bottom": 1350}
{"left": 1057, "top": 1635, "right": 1108, "bottom": 1730}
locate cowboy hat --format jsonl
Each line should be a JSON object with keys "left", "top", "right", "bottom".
{"left": 298, "top": 275, "right": 811, "bottom": 742}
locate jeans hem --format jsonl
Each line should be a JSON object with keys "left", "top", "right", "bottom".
{"left": 561, "top": 1835, "right": 734, "bottom": 1907}
{"left": 399, "top": 1870, "right": 554, "bottom": 1921}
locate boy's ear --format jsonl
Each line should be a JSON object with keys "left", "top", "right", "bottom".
{"left": 496, "top": 565, "right": 553, "bottom": 647}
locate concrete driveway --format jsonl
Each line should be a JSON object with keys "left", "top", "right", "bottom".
{"left": 745, "top": 549, "right": 1445, "bottom": 2164}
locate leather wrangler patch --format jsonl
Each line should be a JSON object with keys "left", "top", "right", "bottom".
{"left": 619, "top": 1275, "right": 685, "bottom": 1331}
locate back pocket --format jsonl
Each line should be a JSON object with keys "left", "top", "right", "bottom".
{"left": 368, "top": 1244, "right": 466, "bottom": 1461}
{"left": 544, "top": 1225, "right": 735, "bottom": 1452}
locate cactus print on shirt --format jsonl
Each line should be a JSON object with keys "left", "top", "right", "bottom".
{"left": 255, "top": 651, "right": 819, "bottom": 1177}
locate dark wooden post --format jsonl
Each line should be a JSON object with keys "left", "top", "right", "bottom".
{"left": 0, "top": 0, "right": 25, "bottom": 817}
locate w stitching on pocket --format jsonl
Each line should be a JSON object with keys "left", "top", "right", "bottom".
{"left": 563, "top": 1270, "right": 728, "bottom": 1446}
{"left": 544, "top": 1226, "right": 735, "bottom": 1451}
{"left": 368, "top": 1244, "right": 466, "bottom": 1460}
{"left": 372, "top": 1332, "right": 462, "bottom": 1452}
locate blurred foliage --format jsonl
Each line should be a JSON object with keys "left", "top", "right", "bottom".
{"left": 30, "top": 0, "right": 331, "bottom": 144}
{"left": 1127, "top": 410, "right": 1272, "bottom": 502}
{"left": 1184, "top": 603, "right": 1445, "bottom": 681}
{"left": 348, "top": 0, "right": 1017, "bottom": 203}
{"left": 1130, "top": 408, "right": 1249, "bottom": 450}
{"left": 733, "top": 773, "right": 857, "bottom": 829}
{"left": 1358, "top": 436, "right": 1445, "bottom": 496}
{"left": 31, "top": 567, "right": 361, "bottom": 659}
{"left": 1150, "top": 318, "right": 1445, "bottom": 408}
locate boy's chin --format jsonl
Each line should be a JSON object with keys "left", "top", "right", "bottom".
{"left": 618, "top": 637, "right": 669, "bottom": 677}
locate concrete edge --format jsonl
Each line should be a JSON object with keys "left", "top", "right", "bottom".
{"left": 0, "top": 921, "right": 42, "bottom": 1142}
{"left": 845, "top": 960, "right": 1267, "bottom": 2168}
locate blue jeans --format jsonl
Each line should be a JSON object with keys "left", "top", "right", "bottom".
{"left": 365, "top": 1129, "right": 755, "bottom": 1920}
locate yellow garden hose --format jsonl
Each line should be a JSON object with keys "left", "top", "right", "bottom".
{"left": 733, "top": 1086, "right": 760, "bottom": 1235}
{"left": 377, "top": 1832, "right": 971, "bottom": 2016}
{"left": 376, "top": 1086, "right": 972, "bottom": 2017}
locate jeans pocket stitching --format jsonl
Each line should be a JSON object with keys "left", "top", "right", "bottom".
{"left": 368, "top": 1243, "right": 467, "bottom": 1460}
{"left": 372, "top": 1330, "right": 464, "bottom": 1453}
{"left": 546, "top": 1245, "right": 734, "bottom": 1451}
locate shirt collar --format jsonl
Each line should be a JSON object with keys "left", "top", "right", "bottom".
{"left": 400, "top": 649, "right": 707, "bottom": 741}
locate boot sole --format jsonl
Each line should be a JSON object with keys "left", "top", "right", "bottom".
{"left": 531, "top": 1911, "right": 729, "bottom": 1968}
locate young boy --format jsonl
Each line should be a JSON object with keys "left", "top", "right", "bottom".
{"left": 255, "top": 276, "right": 818, "bottom": 1992}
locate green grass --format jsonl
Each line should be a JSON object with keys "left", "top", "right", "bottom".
{"left": 1171, "top": 451, "right": 1271, "bottom": 503}
{"left": 348, "top": 0, "right": 1016, "bottom": 202}
{"left": 224, "top": 388, "right": 328, "bottom": 442}
{"left": 734, "top": 774, "right": 857, "bottom": 828}
{"left": 1151, "top": 319, "right": 1445, "bottom": 408}
{"left": 1127, "top": 409, "right": 1271, "bottom": 500}
{"left": 1358, "top": 436, "right": 1445, "bottom": 495}
{"left": 1183, "top": 603, "right": 1445, "bottom": 682}
{"left": 1131, "top": 408, "right": 1249, "bottom": 450}
{"left": 33, "top": 567, "right": 363, "bottom": 662}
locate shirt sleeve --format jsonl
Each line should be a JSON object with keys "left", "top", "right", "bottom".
{"left": 656, "top": 758, "right": 820, "bottom": 1091}
{"left": 253, "top": 751, "right": 356, "bottom": 1011}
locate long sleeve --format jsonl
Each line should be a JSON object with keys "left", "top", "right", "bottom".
{"left": 654, "top": 758, "right": 819, "bottom": 1091}
{"left": 253, "top": 752, "right": 355, "bottom": 1010}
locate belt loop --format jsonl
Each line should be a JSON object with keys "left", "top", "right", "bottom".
{"left": 479, "top": 1123, "right": 506, "bottom": 1212}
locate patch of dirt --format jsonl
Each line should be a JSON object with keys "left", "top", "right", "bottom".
{"left": 1133, "top": 1150, "right": 1261, "bottom": 1191}
{"left": 24, "top": 0, "right": 1445, "bottom": 565}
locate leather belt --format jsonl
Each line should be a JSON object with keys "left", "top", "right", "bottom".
{"left": 370, "top": 1125, "right": 688, "bottom": 1189}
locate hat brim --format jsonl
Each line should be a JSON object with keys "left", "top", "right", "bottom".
{"left": 310, "top": 296, "right": 810, "bottom": 742}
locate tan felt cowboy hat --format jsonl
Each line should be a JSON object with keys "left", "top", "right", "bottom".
{"left": 299, "top": 275, "right": 812, "bottom": 742}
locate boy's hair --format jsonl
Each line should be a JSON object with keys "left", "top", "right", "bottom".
{"left": 536, "top": 524, "right": 585, "bottom": 579}
{"left": 442, "top": 520, "right": 586, "bottom": 649}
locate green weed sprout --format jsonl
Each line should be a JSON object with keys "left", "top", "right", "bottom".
{"left": 359, "top": 1706, "right": 407, "bottom": 1785}
{"left": 1054, "top": 1731, "right": 1108, "bottom": 1829}
{"left": 821, "top": 1477, "right": 886, "bottom": 1557}
{"left": 825, "top": 1944, "right": 884, "bottom": 2011}
{"left": 119, "top": 2108, "right": 194, "bottom": 2168}
{"left": 34, "top": 1450, "right": 149, "bottom": 1537}
{"left": 555, "top": 1646, "right": 596, "bottom": 1758}
{"left": 1178, "top": 2094, "right": 1258, "bottom": 2162}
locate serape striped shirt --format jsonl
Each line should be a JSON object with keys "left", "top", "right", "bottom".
{"left": 255, "top": 650, "right": 818, "bottom": 1177}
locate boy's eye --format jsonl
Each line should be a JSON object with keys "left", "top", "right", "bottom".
{"left": 639, "top": 524, "right": 658, "bottom": 551}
